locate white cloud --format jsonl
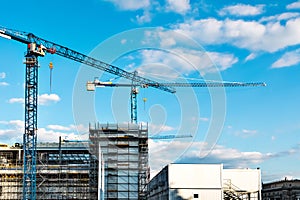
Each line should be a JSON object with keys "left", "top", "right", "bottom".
{"left": 149, "top": 123, "right": 175, "bottom": 135}
{"left": 199, "top": 117, "right": 209, "bottom": 122}
{"left": 0, "top": 120, "right": 88, "bottom": 144}
{"left": 137, "top": 48, "right": 237, "bottom": 77}
{"left": 39, "top": 94, "right": 60, "bottom": 105}
{"left": 149, "top": 140, "right": 268, "bottom": 177}
{"left": 137, "top": 63, "right": 180, "bottom": 80}
{"left": 0, "top": 72, "right": 6, "bottom": 79}
{"left": 166, "top": 0, "right": 191, "bottom": 15}
{"left": 240, "top": 129, "right": 258, "bottom": 137}
{"left": 120, "top": 39, "right": 127, "bottom": 44}
{"left": 0, "top": 120, "right": 24, "bottom": 143}
{"left": 219, "top": 4, "right": 265, "bottom": 16}
{"left": 0, "top": 82, "right": 9, "bottom": 86}
{"left": 105, "top": 0, "right": 150, "bottom": 10}
{"left": 47, "top": 124, "right": 88, "bottom": 133}
{"left": 271, "top": 49, "right": 300, "bottom": 68}
{"left": 37, "top": 128, "right": 87, "bottom": 143}
{"left": 245, "top": 53, "right": 257, "bottom": 61}
{"left": 181, "top": 143, "right": 300, "bottom": 169}
{"left": 207, "top": 52, "right": 238, "bottom": 71}
{"left": 0, "top": 120, "right": 24, "bottom": 128}
{"left": 149, "top": 140, "right": 192, "bottom": 177}
{"left": 287, "top": 1, "right": 300, "bottom": 9}
{"left": 47, "top": 124, "right": 72, "bottom": 131}
{"left": 227, "top": 126, "right": 258, "bottom": 138}
{"left": 69, "top": 124, "right": 88, "bottom": 133}
{"left": 242, "top": 129, "right": 257, "bottom": 134}
{"left": 136, "top": 10, "right": 152, "bottom": 24}
{"left": 259, "top": 12, "right": 300, "bottom": 23}
{"left": 8, "top": 93, "right": 60, "bottom": 105}
{"left": 8, "top": 97, "right": 24, "bottom": 104}
{"left": 174, "top": 17, "right": 300, "bottom": 52}
{"left": 174, "top": 18, "right": 223, "bottom": 44}
{"left": 0, "top": 72, "right": 8, "bottom": 86}
{"left": 179, "top": 142, "right": 274, "bottom": 168}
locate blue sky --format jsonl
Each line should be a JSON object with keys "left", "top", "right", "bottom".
{"left": 1, "top": 0, "right": 300, "bottom": 182}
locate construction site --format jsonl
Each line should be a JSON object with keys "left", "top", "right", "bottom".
{"left": 0, "top": 123, "right": 148, "bottom": 199}
{"left": 0, "top": 141, "right": 91, "bottom": 199}
{"left": 0, "top": 126, "right": 263, "bottom": 200}
{"left": 0, "top": 26, "right": 266, "bottom": 200}
{"left": 89, "top": 123, "right": 149, "bottom": 200}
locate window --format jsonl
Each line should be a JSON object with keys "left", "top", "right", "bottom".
{"left": 194, "top": 193, "right": 199, "bottom": 198}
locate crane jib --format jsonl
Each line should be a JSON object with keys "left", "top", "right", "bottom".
{"left": 28, "top": 33, "right": 176, "bottom": 93}
{"left": 0, "top": 27, "right": 175, "bottom": 93}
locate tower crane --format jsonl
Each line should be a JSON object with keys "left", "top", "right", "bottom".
{"left": 0, "top": 26, "right": 175, "bottom": 200}
{"left": 86, "top": 78, "right": 266, "bottom": 123}
{"left": 62, "top": 134, "right": 192, "bottom": 141}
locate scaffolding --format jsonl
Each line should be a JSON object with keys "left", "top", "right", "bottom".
{"left": 89, "top": 123, "right": 149, "bottom": 200}
{"left": 223, "top": 179, "right": 260, "bottom": 200}
{"left": 0, "top": 147, "right": 23, "bottom": 200}
{"left": 0, "top": 142, "right": 92, "bottom": 200}
{"left": 36, "top": 141, "right": 91, "bottom": 199}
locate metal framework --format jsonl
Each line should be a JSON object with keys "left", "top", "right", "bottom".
{"left": 23, "top": 52, "right": 39, "bottom": 200}
{"left": 87, "top": 81, "right": 266, "bottom": 88}
{"left": 87, "top": 80, "right": 266, "bottom": 124}
{"left": 223, "top": 179, "right": 260, "bottom": 200}
{"left": 0, "top": 27, "right": 175, "bottom": 93}
{"left": 131, "top": 71, "right": 138, "bottom": 123}
{"left": 0, "top": 26, "right": 174, "bottom": 200}
{"left": 0, "top": 142, "right": 91, "bottom": 200}
{"left": 0, "top": 26, "right": 266, "bottom": 199}
{"left": 89, "top": 123, "right": 149, "bottom": 200}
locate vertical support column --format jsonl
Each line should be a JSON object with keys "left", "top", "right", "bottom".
{"left": 89, "top": 130, "right": 99, "bottom": 199}
{"left": 138, "top": 126, "right": 148, "bottom": 199}
{"left": 23, "top": 52, "right": 38, "bottom": 200}
{"left": 131, "top": 89, "right": 138, "bottom": 124}
{"left": 131, "top": 71, "right": 138, "bottom": 124}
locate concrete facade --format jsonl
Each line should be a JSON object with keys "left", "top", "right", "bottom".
{"left": 262, "top": 179, "right": 300, "bottom": 200}
{"left": 148, "top": 163, "right": 261, "bottom": 200}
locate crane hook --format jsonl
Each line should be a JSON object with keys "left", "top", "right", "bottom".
{"left": 49, "top": 62, "right": 53, "bottom": 93}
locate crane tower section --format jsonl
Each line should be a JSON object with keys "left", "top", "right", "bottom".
{"left": 23, "top": 43, "right": 46, "bottom": 200}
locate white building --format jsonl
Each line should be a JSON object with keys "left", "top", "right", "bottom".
{"left": 148, "top": 163, "right": 261, "bottom": 200}
{"left": 223, "top": 168, "right": 261, "bottom": 199}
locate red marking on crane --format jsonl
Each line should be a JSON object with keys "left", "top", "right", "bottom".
{"left": 47, "top": 48, "right": 56, "bottom": 54}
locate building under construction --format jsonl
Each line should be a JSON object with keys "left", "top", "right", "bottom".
{"left": 0, "top": 141, "right": 92, "bottom": 199}
{"left": 0, "top": 123, "right": 264, "bottom": 200}
{"left": 89, "top": 123, "right": 149, "bottom": 200}
{"left": 0, "top": 122, "right": 149, "bottom": 200}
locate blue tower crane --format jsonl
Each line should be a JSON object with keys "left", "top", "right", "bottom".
{"left": 86, "top": 79, "right": 266, "bottom": 123}
{"left": 0, "top": 26, "right": 175, "bottom": 200}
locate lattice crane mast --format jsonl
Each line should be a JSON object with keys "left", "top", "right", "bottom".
{"left": 0, "top": 26, "right": 175, "bottom": 200}
{"left": 86, "top": 79, "right": 266, "bottom": 123}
